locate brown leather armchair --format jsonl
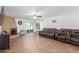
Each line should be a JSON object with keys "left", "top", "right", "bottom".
{"left": 39, "top": 28, "right": 57, "bottom": 38}
{"left": 39, "top": 28, "right": 49, "bottom": 37}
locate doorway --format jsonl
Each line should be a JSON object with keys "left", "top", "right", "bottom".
{"left": 26, "top": 23, "right": 33, "bottom": 33}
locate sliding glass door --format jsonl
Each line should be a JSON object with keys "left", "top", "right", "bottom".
{"left": 26, "top": 23, "right": 33, "bottom": 33}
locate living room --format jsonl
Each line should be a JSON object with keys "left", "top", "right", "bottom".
{"left": 0, "top": 6, "right": 79, "bottom": 53}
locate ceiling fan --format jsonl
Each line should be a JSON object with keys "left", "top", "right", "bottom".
{"left": 32, "top": 7, "right": 42, "bottom": 19}
{"left": 32, "top": 14, "right": 42, "bottom": 19}
{"left": 32, "top": 13, "right": 42, "bottom": 19}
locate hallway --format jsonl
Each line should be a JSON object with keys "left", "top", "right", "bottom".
{"left": 3, "top": 33, "right": 79, "bottom": 53}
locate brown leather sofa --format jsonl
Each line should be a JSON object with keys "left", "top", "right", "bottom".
{"left": 55, "top": 29, "right": 71, "bottom": 42}
{"left": 39, "top": 28, "right": 57, "bottom": 39}
{"left": 65, "top": 29, "right": 72, "bottom": 43}
{"left": 0, "top": 32, "right": 10, "bottom": 50}
{"left": 46, "top": 28, "right": 58, "bottom": 39}
{"left": 55, "top": 29, "right": 67, "bottom": 41}
{"left": 71, "top": 30, "right": 79, "bottom": 45}
{"left": 39, "top": 28, "right": 79, "bottom": 46}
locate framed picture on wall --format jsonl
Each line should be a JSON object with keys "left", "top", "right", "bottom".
{"left": 36, "top": 23, "right": 40, "bottom": 29}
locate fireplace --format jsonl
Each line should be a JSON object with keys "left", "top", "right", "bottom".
{"left": 11, "top": 28, "right": 17, "bottom": 35}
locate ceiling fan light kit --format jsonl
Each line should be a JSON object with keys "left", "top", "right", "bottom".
{"left": 33, "top": 16, "right": 37, "bottom": 19}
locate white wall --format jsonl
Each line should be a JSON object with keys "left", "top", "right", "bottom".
{"left": 15, "top": 12, "right": 79, "bottom": 32}
{"left": 15, "top": 18, "right": 41, "bottom": 33}
{"left": 40, "top": 12, "right": 79, "bottom": 30}
{"left": 15, "top": 19, "right": 25, "bottom": 33}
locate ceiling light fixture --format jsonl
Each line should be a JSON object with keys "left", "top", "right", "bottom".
{"left": 33, "top": 16, "right": 37, "bottom": 19}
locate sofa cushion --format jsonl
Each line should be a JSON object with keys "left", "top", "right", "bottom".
{"left": 57, "top": 36, "right": 65, "bottom": 39}
{"left": 71, "top": 37, "right": 79, "bottom": 42}
{"left": 47, "top": 33, "right": 54, "bottom": 36}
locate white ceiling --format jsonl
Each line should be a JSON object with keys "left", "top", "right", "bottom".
{"left": 1, "top": 6, "right": 79, "bottom": 19}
